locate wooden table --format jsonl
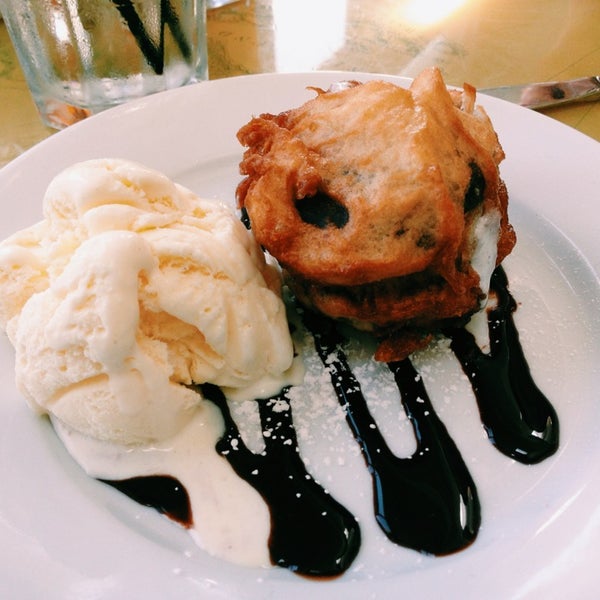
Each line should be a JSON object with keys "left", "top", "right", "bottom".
{"left": 1, "top": 0, "right": 598, "bottom": 168}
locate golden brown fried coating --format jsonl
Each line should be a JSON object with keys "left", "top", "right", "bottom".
{"left": 236, "top": 67, "right": 516, "bottom": 361}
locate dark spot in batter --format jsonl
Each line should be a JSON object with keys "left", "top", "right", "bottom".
{"left": 416, "top": 232, "right": 436, "bottom": 250}
{"left": 464, "top": 162, "right": 486, "bottom": 212}
{"left": 296, "top": 191, "right": 350, "bottom": 229}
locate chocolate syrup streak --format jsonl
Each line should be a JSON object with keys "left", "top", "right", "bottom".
{"left": 101, "top": 475, "right": 192, "bottom": 527}
{"left": 447, "top": 266, "right": 559, "bottom": 464}
{"left": 98, "top": 266, "right": 559, "bottom": 575}
{"left": 199, "top": 383, "right": 361, "bottom": 578}
{"left": 303, "top": 311, "right": 480, "bottom": 556}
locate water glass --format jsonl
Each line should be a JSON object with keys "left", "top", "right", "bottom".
{"left": 0, "top": 0, "right": 208, "bottom": 129}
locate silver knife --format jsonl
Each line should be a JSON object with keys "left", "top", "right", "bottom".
{"left": 479, "top": 76, "right": 600, "bottom": 110}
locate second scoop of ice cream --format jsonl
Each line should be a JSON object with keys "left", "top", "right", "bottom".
{"left": 0, "top": 159, "right": 297, "bottom": 444}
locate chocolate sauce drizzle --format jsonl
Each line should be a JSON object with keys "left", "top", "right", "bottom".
{"left": 446, "top": 267, "right": 559, "bottom": 464}
{"left": 302, "top": 310, "right": 480, "bottom": 555}
{"left": 99, "top": 266, "right": 558, "bottom": 577}
{"left": 200, "top": 382, "right": 361, "bottom": 577}
{"left": 101, "top": 475, "right": 192, "bottom": 527}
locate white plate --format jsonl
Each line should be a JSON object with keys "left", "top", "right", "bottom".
{"left": 0, "top": 72, "right": 599, "bottom": 600}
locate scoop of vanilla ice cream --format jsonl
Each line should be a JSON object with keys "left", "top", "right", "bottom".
{"left": 0, "top": 159, "right": 296, "bottom": 444}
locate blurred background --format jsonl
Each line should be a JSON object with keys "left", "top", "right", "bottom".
{"left": 1, "top": 0, "right": 599, "bottom": 167}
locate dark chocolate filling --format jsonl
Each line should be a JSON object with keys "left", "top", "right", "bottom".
{"left": 464, "top": 162, "right": 486, "bottom": 212}
{"left": 295, "top": 191, "right": 350, "bottom": 229}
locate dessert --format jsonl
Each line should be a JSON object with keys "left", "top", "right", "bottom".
{"left": 236, "top": 67, "right": 517, "bottom": 360}
{"left": 0, "top": 158, "right": 299, "bottom": 444}
{"left": 0, "top": 73, "right": 560, "bottom": 582}
{"left": 0, "top": 158, "right": 305, "bottom": 565}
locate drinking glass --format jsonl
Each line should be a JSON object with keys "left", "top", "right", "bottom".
{"left": 0, "top": 0, "right": 208, "bottom": 129}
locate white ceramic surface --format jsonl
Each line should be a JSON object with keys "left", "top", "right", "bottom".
{"left": 0, "top": 72, "right": 599, "bottom": 600}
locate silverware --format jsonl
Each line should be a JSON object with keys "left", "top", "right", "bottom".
{"left": 479, "top": 76, "right": 600, "bottom": 110}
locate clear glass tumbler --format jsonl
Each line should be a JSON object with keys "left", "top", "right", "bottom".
{"left": 0, "top": 0, "right": 208, "bottom": 129}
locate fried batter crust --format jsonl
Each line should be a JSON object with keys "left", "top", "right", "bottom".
{"left": 236, "top": 67, "right": 516, "bottom": 360}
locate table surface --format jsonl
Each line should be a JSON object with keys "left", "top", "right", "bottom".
{"left": 0, "top": 0, "right": 598, "bottom": 168}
